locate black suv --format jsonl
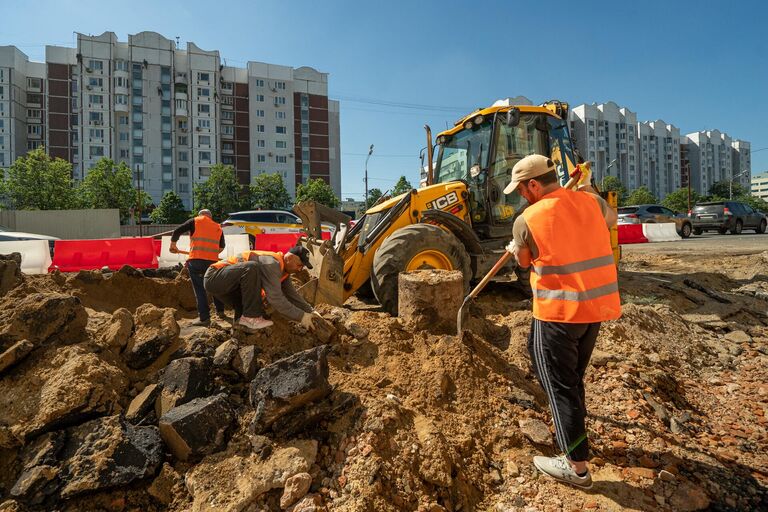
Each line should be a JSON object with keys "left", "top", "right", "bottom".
{"left": 691, "top": 201, "right": 767, "bottom": 235}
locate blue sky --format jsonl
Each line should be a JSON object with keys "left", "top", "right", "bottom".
{"left": 4, "top": 0, "right": 767, "bottom": 199}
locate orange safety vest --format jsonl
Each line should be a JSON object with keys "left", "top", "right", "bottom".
{"left": 188, "top": 215, "right": 223, "bottom": 261}
{"left": 211, "top": 250, "right": 289, "bottom": 283}
{"left": 522, "top": 187, "right": 621, "bottom": 323}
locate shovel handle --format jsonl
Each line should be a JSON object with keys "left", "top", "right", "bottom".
{"left": 467, "top": 251, "right": 514, "bottom": 301}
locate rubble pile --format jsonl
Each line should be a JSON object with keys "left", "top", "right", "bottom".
{"left": 0, "top": 253, "right": 765, "bottom": 511}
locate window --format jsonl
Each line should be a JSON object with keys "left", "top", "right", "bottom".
{"left": 301, "top": 135, "right": 309, "bottom": 146}
{"left": 276, "top": 126, "right": 286, "bottom": 134}
{"left": 0, "top": 86, "right": 3, "bottom": 96}
{"left": 255, "top": 79, "right": 264, "bottom": 87}
{"left": 197, "top": 72, "right": 210, "bottom": 82}
{"left": 178, "top": 183, "right": 189, "bottom": 193}
{"left": 256, "top": 124, "right": 265, "bottom": 132}
{"left": 120, "top": 149, "right": 129, "bottom": 158}
{"left": 302, "top": 149, "right": 310, "bottom": 161}
{"left": 199, "top": 135, "right": 211, "bottom": 145}
{"left": 276, "top": 81, "right": 286, "bottom": 90}
{"left": 178, "top": 136, "right": 187, "bottom": 145}
{"left": 257, "top": 154, "right": 266, "bottom": 162}
{"left": 114, "top": 60, "right": 128, "bottom": 72}
{"left": 197, "top": 87, "right": 210, "bottom": 97}
{"left": 222, "top": 82, "right": 233, "bottom": 91}
{"left": 178, "top": 119, "right": 188, "bottom": 130}
{"left": 222, "top": 111, "right": 234, "bottom": 120}
{"left": 301, "top": 110, "right": 309, "bottom": 121}
{"left": 275, "top": 96, "right": 286, "bottom": 105}
{"left": 255, "top": 94, "right": 264, "bottom": 102}
{"left": 178, "top": 152, "right": 188, "bottom": 162}
{"left": 88, "top": 60, "right": 103, "bottom": 71}
{"left": 89, "top": 145, "right": 105, "bottom": 157}
{"left": 115, "top": 94, "right": 128, "bottom": 105}
{"left": 222, "top": 95, "right": 234, "bottom": 105}
{"left": 89, "top": 128, "right": 104, "bottom": 139}
{"left": 89, "top": 112, "right": 103, "bottom": 124}
{"left": 27, "top": 109, "right": 42, "bottom": 118}
{"left": 221, "top": 125, "right": 234, "bottom": 136}
{"left": 276, "top": 111, "right": 286, "bottom": 119}
{"left": 257, "top": 139, "right": 265, "bottom": 148}
{"left": 88, "top": 77, "right": 103, "bottom": 88}
{"left": 198, "top": 103, "right": 210, "bottom": 114}
{"left": 198, "top": 119, "right": 210, "bottom": 129}
{"left": 178, "top": 167, "right": 188, "bottom": 177}
{"left": 256, "top": 109, "right": 265, "bottom": 117}
{"left": 222, "top": 142, "right": 234, "bottom": 151}
{"left": 300, "top": 95, "right": 309, "bottom": 107}
{"left": 276, "top": 140, "right": 287, "bottom": 149}
{"left": 276, "top": 155, "right": 287, "bottom": 163}
{"left": 199, "top": 151, "right": 211, "bottom": 162}
{"left": 27, "top": 77, "right": 42, "bottom": 89}
{"left": 119, "top": 132, "right": 129, "bottom": 141}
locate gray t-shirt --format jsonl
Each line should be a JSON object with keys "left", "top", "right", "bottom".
{"left": 255, "top": 256, "right": 313, "bottom": 321}
{"left": 512, "top": 192, "right": 612, "bottom": 260}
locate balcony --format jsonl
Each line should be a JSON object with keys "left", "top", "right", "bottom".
{"left": 221, "top": 131, "right": 233, "bottom": 140}
{"left": 115, "top": 102, "right": 128, "bottom": 113}
{"left": 175, "top": 92, "right": 188, "bottom": 117}
{"left": 222, "top": 146, "right": 234, "bottom": 155}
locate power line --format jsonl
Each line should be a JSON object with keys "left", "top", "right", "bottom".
{"left": 751, "top": 147, "right": 768, "bottom": 153}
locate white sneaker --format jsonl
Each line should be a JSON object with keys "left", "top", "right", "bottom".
{"left": 238, "top": 316, "right": 273, "bottom": 332}
{"left": 533, "top": 455, "right": 593, "bottom": 489}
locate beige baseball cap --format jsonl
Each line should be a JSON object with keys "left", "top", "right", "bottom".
{"left": 503, "top": 154, "right": 556, "bottom": 194}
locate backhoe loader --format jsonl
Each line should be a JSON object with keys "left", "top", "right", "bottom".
{"left": 294, "top": 100, "right": 619, "bottom": 314}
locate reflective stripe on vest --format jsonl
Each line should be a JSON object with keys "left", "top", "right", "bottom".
{"left": 188, "top": 216, "right": 223, "bottom": 261}
{"left": 522, "top": 187, "right": 621, "bottom": 323}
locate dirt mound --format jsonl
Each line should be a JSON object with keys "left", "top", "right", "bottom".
{"left": 0, "top": 258, "right": 766, "bottom": 511}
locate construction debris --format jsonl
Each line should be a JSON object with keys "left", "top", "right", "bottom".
{"left": 0, "top": 249, "right": 765, "bottom": 511}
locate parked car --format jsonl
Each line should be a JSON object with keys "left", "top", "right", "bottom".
{"left": 617, "top": 204, "right": 693, "bottom": 238}
{"left": 690, "top": 201, "right": 767, "bottom": 235}
{"left": 0, "top": 226, "right": 60, "bottom": 255}
{"left": 222, "top": 210, "right": 304, "bottom": 234}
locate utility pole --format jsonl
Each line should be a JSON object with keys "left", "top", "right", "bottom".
{"left": 364, "top": 144, "right": 374, "bottom": 206}
{"left": 136, "top": 164, "right": 143, "bottom": 237}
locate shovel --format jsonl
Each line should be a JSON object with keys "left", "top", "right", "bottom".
{"left": 456, "top": 166, "right": 586, "bottom": 333}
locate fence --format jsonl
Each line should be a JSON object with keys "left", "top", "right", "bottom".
{"left": 120, "top": 224, "right": 181, "bottom": 237}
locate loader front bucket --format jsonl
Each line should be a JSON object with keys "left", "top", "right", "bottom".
{"left": 295, "top": 236, "right": 346, "bottom": 307}
{"left": 294, "top": 201, "right": 352, "bottom": 307}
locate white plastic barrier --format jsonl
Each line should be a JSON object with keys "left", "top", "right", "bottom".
{"left": 642, "top": 223, "right": 681, "bottom": 242}
{"left": 0, "top": 240, "right": 53, "bottom": 274}
{"left": 158, "top": 234, "right": 250, "bottom": 268}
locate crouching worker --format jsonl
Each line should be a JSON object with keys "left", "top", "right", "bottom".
{"left": 203, "top": 246, "right": 322, "bottom": 332}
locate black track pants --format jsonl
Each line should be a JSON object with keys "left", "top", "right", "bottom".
{"left": 527, "top": 318, "right": 601, "bottom": 462}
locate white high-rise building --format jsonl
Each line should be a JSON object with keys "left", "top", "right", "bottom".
{"left": 751, "top": 172, "right": 768, "bottom": 201}
{"left": 637, "top": 120, "right": 681, "bottom": 199}
{"left": 682, "top": 130, "right": 733, "bottom": 196}
{"left": 569, "top": 102, "right": 639, "bottom": 190}
{"left": 731, "top": 139, "right": 751, "bottom": 189}
{"left": 1, "top": 32, "right": 342, "bottom": 209}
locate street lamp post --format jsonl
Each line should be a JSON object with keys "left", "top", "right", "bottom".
{"left": 729, "top": 169, "right": 749, "bottom": 199}
{"left": 364, "top": 144, "right": 374, "bottom": 206}
{"left": 601, "top": 158, "right": 618, "bottom": 190}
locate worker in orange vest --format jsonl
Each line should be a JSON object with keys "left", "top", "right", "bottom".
{"left": 504, "top": 154, "right": 620, "bottom": 489}
{"left": 204, "top": 246, "right": 321, "bottom": 332}
{"left": 170, "top": 209, "right": 227, "bottom": 326}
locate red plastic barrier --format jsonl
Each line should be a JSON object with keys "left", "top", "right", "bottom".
{"left": 50, "top": 238, "right": 158, "bottom": 272}
{"left": 252, "top": 232, "right": 331, "bottom": 252}
{"left": 618, "top": 224, "right": 648, "bottom": 244}
{"left": 153, "top": 239, "right": 162, "bottom": 257}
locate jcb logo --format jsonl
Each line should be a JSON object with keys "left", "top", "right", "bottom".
{"left": 426, "top": 191, "right": 459, "bottom": 210}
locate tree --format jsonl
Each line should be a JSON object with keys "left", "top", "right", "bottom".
{"left": 294, "top": 178, "right": 339, "bottom": 209}
{"left": 150, "top": 191, "right": 189, "bottom": 224}
{"left": 391, "top": 176, "right": 413, "bottom": 197}
{"left": 709, "top": 180, "right": 746, "bottom": 200}
{"left": 600, "top": 176, "right": 627, "bottom": 206}
{"left": 78, "top": 158, "right": 136, "bottom": 222}
{"left": 1, "top": 148, "right": 78, "bottom": 210}
{"left": 626, "top": 186, "right": 658, "bottom": 206}
{"left": 366, "top": 188, "right": 383, "bottom": 209}
{"left": 662, "top": 188, "right": 701, "bottom": 213}
{"left": 250, "top": 172, "right": 291, "bottom": 210}
{"left": 193, "top": 164, "right": 247, "bottom": 221}
{"left": 737, "top": 193, "right": 768, "bottom": 213}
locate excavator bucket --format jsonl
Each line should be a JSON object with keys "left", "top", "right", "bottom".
{"left": 293, "top": 201, "right": 353, "bottom": 307}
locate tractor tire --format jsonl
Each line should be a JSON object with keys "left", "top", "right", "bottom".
{"left": 355, "top": 278, "right": 376, "bottom": 299}
{"left": 371, "top": 224, "right": 471, "bottom": 315}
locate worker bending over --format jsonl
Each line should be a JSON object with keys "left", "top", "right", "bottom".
{"left": 504, "top": 155, "right": 620, "bottom": 489}
{"left": 170, "top": 209, "right": 227, "bottom": 326}
{"left": 204, "top": 246, "right": 321, "bottom": 332}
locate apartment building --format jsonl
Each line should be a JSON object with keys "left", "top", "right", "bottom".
{"left": 751, "top": 172, "right": 768, "bottom": 201}
{"left": 0, "top": 32, "right": 341, "bottom": 208}
{"left": 569, "top": 102, "right": 640, "bottom": 191}
{"left": 637, "top": 120, "right": 681, "bottom": 199}
{"left": 570, "top": 101, "right": 751, "bottom": 201}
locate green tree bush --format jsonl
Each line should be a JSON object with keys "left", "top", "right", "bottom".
{"left": 193, "top": 164, "right": 247, "bottom": 221}
{"left": 1, "top": 148, "right": 77, "bottom": 210}
{"left": 626, "top": 186, "right": 658, "bottom": 206}
{"left": 391, "top": 176, "right": 413, "bottom": 196}
{"left": 78, "top": 158, "right": 136, "bottom": 222}
{"left": 250, "top": 172, "right": 291, "bottom": 210}
{"left": 295, "top": 178, "right": 339, "bottom": 208}
{"left": 150, "top": 191, "right": 189, "bottom": 224}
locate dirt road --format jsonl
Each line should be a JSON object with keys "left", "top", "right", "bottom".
{"left": 622, "top": 233, "right": 766, "bottom": 256}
